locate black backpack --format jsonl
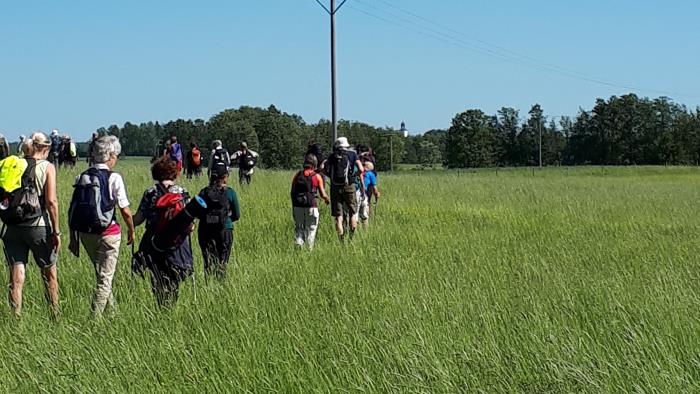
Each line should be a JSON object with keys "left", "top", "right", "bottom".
{"left": 0, "top": 159, "right": 43, "bottom": 226}
{"left": 291, "top": 171, "right": 315, "bottom": 208}
{"left": 212, "top": 148, "right": 230, "bottom": 168}
{"left": 330, "top": 150, "right": 352, "bottom": 186}
{"left": 200, "top": 186, "right": 230, "bottom": 229}
{"left": 68, "top": 168, "right": 116, "bottom": 234}
{"left": 238, "top": 151, "right": 257, "bottom": 170}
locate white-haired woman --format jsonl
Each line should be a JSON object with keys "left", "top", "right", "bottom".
{"left": 2, "top": 132, "right": 60, "bottom": 318}
{"left": 68, "top": 135, "right": 135, "bottom": 316}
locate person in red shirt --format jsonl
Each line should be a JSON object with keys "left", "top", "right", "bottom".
{"left": 290, "top": 155, "right": 329, "bottom": 249}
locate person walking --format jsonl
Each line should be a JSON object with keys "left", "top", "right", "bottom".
{"left": 291, "top": 155, "right": 329, "bottom": 249}
{"left": 50, "top": 129, "right": 61, "bottom": 167}
{"left": 360, "top": 161, "right": 380, "bottom": 228}
{"left": 169, "top": 136, "right": 183, "bottom": 173}
{"left": 324, "top": 137, "right": 364, "bottom": 241}
{"left": 185, "top": 142, "right": 202, "bottom": 179}
{"left": 17, "top": 135, "right": 26, "bottom": 156}
{"left": 0, "top": 133, "right": 9, "bottom": 161}
{"left": 197, "top": 164, "right": 240, "bottom": 280}
{"left": 87, "top": 132, "right": 98, "bottom": 165}
{"left": 68, "top": 135, "right": 135, "bottom": 317}
{"left": 231, "top": 142, "right": 259, "bottom": 185}
{"left": 0, "top": 132, "right": 61, "bottom": 318}
{"left": 208, "top": 140, "right": 231, "bottom": 177}
{"left": 133, "top": 157, "right": 194, "bottom": 307}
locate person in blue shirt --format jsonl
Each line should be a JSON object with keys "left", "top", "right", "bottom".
{"left": 360, "top": 161, "right": 380, "bottom": 228}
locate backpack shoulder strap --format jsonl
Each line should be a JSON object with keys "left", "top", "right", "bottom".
{"left": 22, "top": 158, "right": 37, "bottom": 185}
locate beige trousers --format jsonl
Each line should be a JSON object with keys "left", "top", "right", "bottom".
{"left": 80, "top": 233, "right": 121, "bottom": 315}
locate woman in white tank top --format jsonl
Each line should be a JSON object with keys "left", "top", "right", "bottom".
{"left": 3, "top": 132, "right": 61, "bottom": 318}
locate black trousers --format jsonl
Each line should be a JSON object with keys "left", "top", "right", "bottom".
{"left": 239, "top": 170, "right": 252, "bottom": 185}
{"left": 198, "top": 227, "right": 233, "bottom": 280}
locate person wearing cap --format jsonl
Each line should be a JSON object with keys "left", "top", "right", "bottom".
{"left": 197, "top": 164, "right": 241, "bottom": 280}
{"left": 290, "top": 154, "right": 330, "bottom": 249}
{"left": 231, "top": 142, "right": 259, "bottom": 185}
{"left": 323, "top": 137, "right": 364, "bottom": 241}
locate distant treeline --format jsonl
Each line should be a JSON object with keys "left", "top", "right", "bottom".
{"left": 93, "top": 94, "right": 700, "bottom": 170}
{"left": 94, "top": 105, "right": 403, "bottom": 171}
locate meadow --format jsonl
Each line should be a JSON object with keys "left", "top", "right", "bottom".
{"left": 0, "top": 159, "right": 699, "bottom": 392}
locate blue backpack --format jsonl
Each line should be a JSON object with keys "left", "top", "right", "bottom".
{"left": 68, "top": 168, "right": 116, "bottom": 234}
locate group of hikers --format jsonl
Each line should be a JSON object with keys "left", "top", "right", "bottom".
{"left": 0, "top": 131, "right": 379, "bottom": 318}
{"left": 0, "top": 130, "right": 78, "bottom": 167}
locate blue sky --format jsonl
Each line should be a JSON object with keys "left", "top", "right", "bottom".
{"left": 1, "top": 0, "right": 698, "bottom": 141}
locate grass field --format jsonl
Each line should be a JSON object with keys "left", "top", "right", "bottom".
{"left": 0, "top": 159, "right": 699, "bottom": 392}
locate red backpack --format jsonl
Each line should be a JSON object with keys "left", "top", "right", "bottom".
{"left": 154, "top": 192, "right": 187, "bottom": 234}
{"left": 191, "top": 148, "right": 201, "bottom": 167}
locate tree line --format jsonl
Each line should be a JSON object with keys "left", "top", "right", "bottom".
{"left": 93, "top": 93, "right": 700, "bottom": 170}
{"left": 436, "top": 94, "right": 700, "bottom": 168}
{"left": 93, "top": 105, "right": 404, "bottom": 171}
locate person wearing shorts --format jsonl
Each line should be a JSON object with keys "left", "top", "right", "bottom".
{"left": 324, "top": 137, "right": 364, "bottom": 241}
{"left": 2, "top": 132, "right": 61, "bottom": 318}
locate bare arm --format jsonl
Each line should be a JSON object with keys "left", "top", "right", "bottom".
{"left": 44, "top": 163, "right": 61, "bottom": 252}
{"left": 120, "top": 207, "right": 135, "bottom": 245}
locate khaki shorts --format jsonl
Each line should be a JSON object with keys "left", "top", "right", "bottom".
{"left": 330, "top": 184, "right": 357, "bottom": 217}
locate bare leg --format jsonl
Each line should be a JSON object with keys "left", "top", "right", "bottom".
{"left": 335, "top": 216, "right": 344, "bottom": 240}
{"left": 41, "top": 265, "right": 59, "bottom": 319}
{"left": 8, "top": 264, "right": 25, "bottom": 318}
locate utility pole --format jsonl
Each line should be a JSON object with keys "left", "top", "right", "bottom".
{"left": 315, "top": 0, "right": 349, "bottom": 143}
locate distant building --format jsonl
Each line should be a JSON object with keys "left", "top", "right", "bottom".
{"left": 400, "top": 121, "right": 408, "bottom": 138}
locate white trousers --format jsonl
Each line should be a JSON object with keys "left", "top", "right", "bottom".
{"left": 293, "top": 207, "right": 320, "bottom": 248}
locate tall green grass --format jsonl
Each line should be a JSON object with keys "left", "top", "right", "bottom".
{"left": 0, "top": 160, "right": 698, "bottom": 392}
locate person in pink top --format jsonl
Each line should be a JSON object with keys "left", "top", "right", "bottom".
{"left": 68, "top": 135, "right": 135, "bottom": 316}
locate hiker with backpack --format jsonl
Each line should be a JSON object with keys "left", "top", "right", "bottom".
{"left": 306, "top": 140, "right": 324, "bottom": 172}
{"left": 291, "top": 155, "right": 329, "bottom": 249}
{"left": 169, "top": 136, "right": 183, "bottom": 174}
{"left": 132, "top": 157, "right": 195, "bottom": 307}
{"left": 323, "top": 137, "right": 365, "bottom": 241}
{"left": 87, "top": 132, "right": 98, "bottom": 165}
{"left": 231, "top": 142, "right": 259, "bottom": 185}
{"left": 50, "top": 129, "right": 61, "bottom": 167}
{"left": 0, "top": 132, "right": 61, "bottom": 318}
{"left": 0, "top": 133, "right": 9, "bottom": 161}
{"left": 197, "top": 164, "right": 240, "bottom": 280}
{"left": 68, "top": 136, "right": 135, "bottom": 316}
{"left": 208, "top": 140, "right": 231, "bottom": 178}
{"left": 186, "top": 142, "right": 203, "bottom": 179}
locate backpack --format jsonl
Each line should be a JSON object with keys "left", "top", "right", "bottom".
{"left": 199, "top": 186, "right": 230, "bottom": 229}
{"left": 291, "top": 170, "right": 315, "bottom": 208}
{"left": 330, "top": 150, "right": 352, "bottom": 186}
{"left": 69, "top": 142, "right": 77, "bottom": 158}
{"left": 191, "top": 148, "right": 201, "bottom": 167}
{"left": 68, "top": 168, "right": 116, "bottom": 234}
{"left": 0, "top": 159, "right": 43, "bottom": 226}
{"left": 238, "top": 151, "right": 257, "bottom": 170}
{"left": 170, "top": 143, "right": 183, "bottom": 162}
{"left": 212, "top": 148, "right": 230, "bottom": 168}
{"left": 154, "top": 191, "right": 187, "bottom": 232}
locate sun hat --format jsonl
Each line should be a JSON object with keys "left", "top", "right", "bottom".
{"left": 334, "top": 137, "right": 350, "bottom": 149}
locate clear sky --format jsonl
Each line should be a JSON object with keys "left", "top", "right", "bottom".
{"left": 1, "top": 0, "right": 699, "bottom": 141}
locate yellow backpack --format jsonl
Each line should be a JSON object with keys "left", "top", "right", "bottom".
{"left": 0, "top": 156, "right": 28, "bottom": 193}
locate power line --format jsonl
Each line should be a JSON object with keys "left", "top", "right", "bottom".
{"left": 349, "top": 0, "right": 697, "bottom": 99}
